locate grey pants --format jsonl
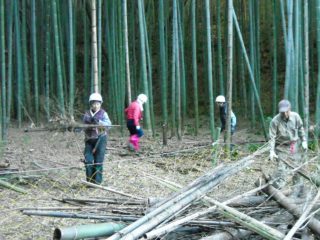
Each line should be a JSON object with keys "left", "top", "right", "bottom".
{"left": 274, "top": 142, "right": 303, "bottom": 188}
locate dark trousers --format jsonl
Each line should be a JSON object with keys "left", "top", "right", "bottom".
{"left": 84, "top": 135, "right": 107, "bottom": 184}
{"left": 127, "top": 119, "right": 144, "bottom": 137}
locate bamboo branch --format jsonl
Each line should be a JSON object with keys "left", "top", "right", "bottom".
{"left": 81, "top": 180, "right": 142, "bottom": 200}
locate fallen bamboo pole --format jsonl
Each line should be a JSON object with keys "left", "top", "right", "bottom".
{"left": 280, "top": 156, "right": 320, "bottom": 186}
{"left": 283, "top": 189, "right": 320, "bottom": 240}
{"left": 22, "top": 210, "right": 139, "bottom": 222}
{"left": 200, "top": 228, "right": 251, "bottom": 240}
{"left": 53, "top": 222, "right": 125, "bottom": 240}
{"left": 81, "top": 180, "right": 142, "bottom": 200}
{"left": 0, "top": 179, "right": 27, "bottom": 194}
{"left": 265, "top": 183, "right": 320, "bottom": 235}
{"left": 107, "top": 146, "right": 269, "bottom": 240}
{"left": 61, "top": 197, "right": 146, "bottom": 205}
{"left": 144, "top": 182, "right": 276, "bottom": 239}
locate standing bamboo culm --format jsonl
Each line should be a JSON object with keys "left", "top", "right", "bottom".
{"left": 159, "top": 0, "right": 168, "bottom": 136}
{"left": 45, "top": 0, "right": 51, "bottom": 122}
{"left": 52, "top": 0, "right": 65, "bottom": 117}
{"left": 191, "top": 0, "right": 199, "bottom": 136}
{"left": 31, "top": 0, "right": 39, "bottom": 123}
{"left": 226, "top": 0, "right": 234, "bottom": 152}
{"left": 137, "top": 0, "right": 151, "bottom": 130}
{"left": 0, "top": 0, "right": 6, "bottom": 140}
{"left": 91, "top": 0, "right": 99, "bottom": 93}
{"left": 303, "top": 0, "right": 309, "bottom": 141}
{"left": 316, "top": 0, "right": 320, "bottom": 138}
{"left": 68, "top": 0, "right": 75, "bottom": 121}
{"left": 205, "top": 0, "right": 215, "bottom": 141}
{"left": 123, "top": 0, "right": 131, "bottom": 104}
{"left": 272, "top": 0, "right": 278, "bottom": 116}
{"left": 6, "top": 1, "right": 13, "bottom": 124}
{"left": 14, "top": 0, "right": 23, "bottom": 127}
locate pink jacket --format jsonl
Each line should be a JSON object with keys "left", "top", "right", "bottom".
{"left": 125, "top": 101, "right": 142, "bottom": 126}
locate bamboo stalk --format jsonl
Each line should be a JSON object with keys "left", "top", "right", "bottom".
{"left": 232, "top": 9, "right": 267, "bottom": 140}
{"left": 22, "top": 210, "right": 139, "bottom": 222}
{"left": 108, "top": 147, "right": 268, "bottom": 240}
{"left": 91, "top": 0, "right": 98, "bottom": 92}
{"left": 145, "top": 174, "right": 276, "bottom": 239}
{"left": 225, "top": 0, "right": 234, "bottom": 151}
{"left": 265, "top": 183, "right": 320, "bottom": 235}
{"left": 0, "top": 0, "right": 5, "bottom": 141}
{"left": 283, "top": 189, "right": 320, "bottom": 240}
{"left": 205, "top": 0, "right": 215, "bottom": 142}
{"left": 123, "top": 0, "right": 131, "bottom": 103}
{"left": 31, "top": 0, "right": 39, "bottom": 123}
{"left": 191, "top": 0, "right": 199, "bottom": 136}
{"left": 81, "top": 180, "right": 142, "bottom": 199}
{"left": 0, "top": 179, "right": 27, "bottom": 194}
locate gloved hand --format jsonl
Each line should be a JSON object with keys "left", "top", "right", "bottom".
{"left": 91, "top": 116, "right": 99, "bottom": 124}
{"left": 269, "top": 151, "right": 278, "bottom": 162}
{"left": 136, "top": 125, "right": 141, "bottom": 130}
{"left": 302, "top": 141, "right": 308, "bottom": 150}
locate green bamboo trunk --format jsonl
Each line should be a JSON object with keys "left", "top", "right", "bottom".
{"left": 191, "top": 0, "right": 199, "bottom": 136}
{"left": 14, "top": 0, "right": 23, "bottom": 127}
{"left": 0, "top": 0, "right": 6, "bottom": 140}
{"left": 137, "top": 0, "right": 151, "bottom": 130}
{"left": 52, "top": 0, "right": 65, "bottom": 116}
{"left": 31, "top": 0, "right": 39, "bottom": 123}
{"left": 315, "top": 0, "right": 320, "bottom": 137}
{"left": 272, "top": 0, "right": 278, "bottom": 116}
{"left": 205, "top": 0, "right": 215, "bottom": 141}
{"left": 68, "top": 0, "right": 75, "bottom": 120}
{"left": 6, "top": 1, "right": 13, "bottom": 122}
{"left": 159, "top": 0, "right": 168, "bottom": 130}
{"left": 45, "top": 0, "right": 51, "bottom": 122}
{"left": 21, "top": 0, "right": 31, "bottom": 115}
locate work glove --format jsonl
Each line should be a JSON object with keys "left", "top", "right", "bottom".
{"left": 302, "top": 141, "right": 308, "bottom": 150}
{"left": 91, "top": 117, "right": 99, "bottom": 124}
{"left": 136, "top": 125, "right": 141, "bottom": 130}
{"left": 269, "top": 151, "right": 278, "bottom": 162}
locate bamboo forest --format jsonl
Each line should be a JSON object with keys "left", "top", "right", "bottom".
{"left": 1, "top": 0, "right": 320, "bottom": 239}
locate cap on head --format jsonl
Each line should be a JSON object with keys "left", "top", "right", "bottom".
{"left": 89, "top": 93, "right": 103, "bottom": 103}
{"left": 137, "top": 94, "right": 148, "bottom": 103}
{"left": 278, "top": 99, "right": 291, "bottom": 112}
{"left": 215, "top": 95, "right": 225, "bottom": 103}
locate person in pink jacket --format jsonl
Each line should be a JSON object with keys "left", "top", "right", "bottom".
{"left": 125, "top": 94, "right": 148, "bottom": 151}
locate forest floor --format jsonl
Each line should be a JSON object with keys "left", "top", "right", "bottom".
{"left": 0, "top": 121, "right": 317, "bottom": 239}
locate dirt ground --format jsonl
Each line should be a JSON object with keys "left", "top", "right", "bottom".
{"left": 0, "top": 123, "right": 310, "bottom": 240}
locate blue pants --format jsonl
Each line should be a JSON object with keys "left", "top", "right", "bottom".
{"left": 84, "top": 135, "right": 107, "bottom": 184}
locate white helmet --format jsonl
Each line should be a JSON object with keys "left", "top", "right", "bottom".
{"left": 89, "top": 93, "right": 103, "bottom": 103}
{"left": 137, "top": 94, "right": 148, "bottom": 103}
{"left": 215, "top": 95, "right": 225, "bottom": 103}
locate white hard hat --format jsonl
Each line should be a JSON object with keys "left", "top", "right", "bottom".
{"left": 215, "top": 95, "right": 225, "bottom": 103}
{"left": 89, "top": 93, "right": 103, "bottom": 103}
{"left": 137, "top": 94, "right": 148, "bottom": 103}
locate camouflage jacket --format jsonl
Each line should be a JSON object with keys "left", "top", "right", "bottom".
{"left": 269, "top": 111, "right": 306, "bottom": 152}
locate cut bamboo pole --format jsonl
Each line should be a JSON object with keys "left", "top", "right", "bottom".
{"left": 283, "top": 189, "right": 320, "bottom": 240}
{"left": 81, "top": 180, "right": 142, "bottom": 200}
{"left": 107, "top": 147, "right": 269, "bottom": 240}
{"left": 145, "top": 179, "right": 280, "bottom": 239}
{"left": 265, "top": 183, "right": 320, "bottom": 235}
{"left": 22, "top": 210, "right": 139, "bottom": 222}
{"left": 0, "top": 179, "right": 27, "bottom": 194}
